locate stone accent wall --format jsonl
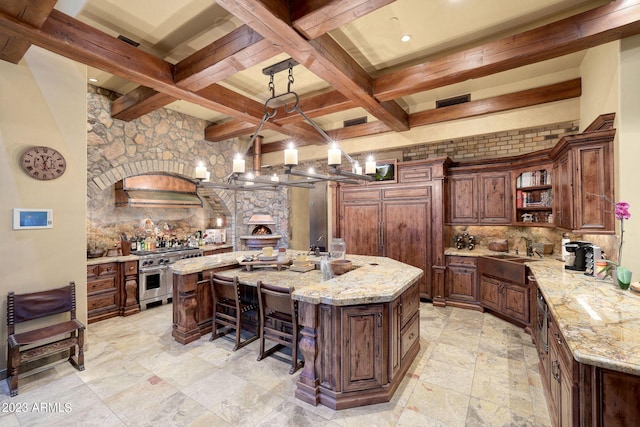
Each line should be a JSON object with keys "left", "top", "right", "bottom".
{"left": 86, "top": 85, "right": 290, "bottom": 251}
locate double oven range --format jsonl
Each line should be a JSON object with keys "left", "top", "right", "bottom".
{"left": 136, "top": 246, "right": 203, "bottom": 310}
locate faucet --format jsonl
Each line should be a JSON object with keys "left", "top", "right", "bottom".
{"left": 308, "top": 235, "right": 325, "bottom": 256}
{"left": 520, "top": 237, "right": 533, "bottom": 257}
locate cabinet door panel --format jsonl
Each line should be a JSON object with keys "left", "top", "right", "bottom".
{"left": 383, "top": 200, "right": 431, "bottom": 298}
{"left": 574, "top": 145, "right": 613, "bottom": 232}
{"left": 342, "top": 202, "right": 381, "bottom": 256}
{"left": 504, "top": 284, "right": 528, "bottom": 323}
{"left": 479, "top": 173, "right": 511, "bottom": 223}
{"left": 479, "top": 276, "right": 501, "bottom": 311}
{"left": 449, "top": 175, "right": 477, "bottom": 224}
{"left": 342, "top": 305, "right": 383, "bottom": 392}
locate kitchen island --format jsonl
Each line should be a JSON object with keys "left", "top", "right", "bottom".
{"left": 528, "top": 259, "right": 640, "bottom": 426}
{"left": 169, "top": 251, "right": 423, "bottom": 409}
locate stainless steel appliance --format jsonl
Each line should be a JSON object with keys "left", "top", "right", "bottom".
{"left": 137, "top": 246, "right": 203, "bottom": 309}
{"left": 536, "top": 288, "right": 548, "bottom": 353}
{"left": 564, "top": 241, "right": 590, "bottom": 271}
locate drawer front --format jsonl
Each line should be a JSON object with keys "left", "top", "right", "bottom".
{"left": 124, "top": 260, "right": 138, "bottom": 275}
{"left": 99, "top": 263, "right": 118, "bottom": 277}
{"left": 342, "top": 189, "right": 381, "bottom": 201}
{"left": 88, "top": 292, "right": 117, "bottom": 311}
{"left": 399, "top": 165, "right": 432, "bottom": 183}
{"left": 88, "top": 277, "right": 116, "bottom": 294}
{"left": 447, "top": 255, "right": 477, "bottom": 267}
{"left": 383, "top": 186, "right": 430, "bottom": 199}
{"left": 401, "top": 313, "right": 420, "bottom": 361}
{"left": 549, "top": 318, "right": 573, "bottom": 369}
{"left": 87, "top": 265, "right": 100, "bottom": 279}
{"left": 401, "top": 283, "right": 420, "bottom": 326}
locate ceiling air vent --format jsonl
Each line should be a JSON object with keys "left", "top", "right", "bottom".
{"left": 344, "top": 117, "right": 367, "bottom": 127}
{"left": 117, "top": 35, "right": 140, "bottom": 47}
{"left": 436, "top": 94, "right": 470, "bottom": 108}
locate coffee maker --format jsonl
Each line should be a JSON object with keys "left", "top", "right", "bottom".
{"left": 564, "top": 241, "right": 590, "bottom": 271}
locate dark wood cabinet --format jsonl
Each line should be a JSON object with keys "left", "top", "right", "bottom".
{"left": 341, "top": 304, "right": 384, "bottom": 392}
{"left": 479, "top": 275, "right": 529, "bottom": 325}
{"left": 514, "top": 166, "right": 553, "bottom": 226}
{"left": 550, "top": 113, "right": 615, "bottom": 233}
{"left": 202, "top": 246, "right": 233, "bottom": 256}
{"left": 86, "top": 262, "right": 119, "bottom": 323}
{"left": 449, "top": 174, "right": 477, "bottom": 224}
{"left": 120, "top": 260, "right": 140, "bottom": 316}
{"left": 448, "top": 172, "right": 511, "bottom": 224}
{"left": 337, "top": 159, "right": 447, "bottom": 301}
{"left": 445, "top": 256, "right": 479, "bottom": 308}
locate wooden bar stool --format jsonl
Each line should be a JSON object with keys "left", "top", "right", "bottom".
{"left": 210, "top": 273, "right": 258, "bottom": 351}
{"left": 256, "top": 281, "right": 303, "bottom": 374}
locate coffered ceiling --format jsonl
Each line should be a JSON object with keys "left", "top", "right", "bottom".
{"left": 2, "top": 0, "right": 640, "bottom": 155}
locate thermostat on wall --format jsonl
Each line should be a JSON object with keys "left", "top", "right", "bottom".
{"left": 13, "top": 208, "right": 53, "bottom": 230}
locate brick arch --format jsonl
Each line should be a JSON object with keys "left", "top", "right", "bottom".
{"left": 88, "top": 161, "right": 237, "bottom": 246}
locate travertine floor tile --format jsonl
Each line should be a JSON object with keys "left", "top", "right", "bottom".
{"left": 0, "top": 302, "right": 550, "bottom": 426}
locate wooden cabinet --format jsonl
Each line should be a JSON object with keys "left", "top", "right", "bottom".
{"left": 547, "top": 311, "right": 578, "bottom": 427}
{"left": 479, "top": 275, "right": 529, "bottom": 324}
{"left": 550, "top": 114, "right": 615, "bottom": 233}
{"left": 445, "top": 256, "right": 478, "bottom": 308}
{"left": 338, "top": 181, "right": 435, "bottom": 300}
{"left": 120, "top": 260, "right": 140, "bottom": 316}
{"left": 448, "top": 172, "right": 511, "bottom": 224}
{"left": 341, "top": 304, "right": 384, "bottom": 392}
{"left": 86, "top": 262, "right": 119, "bottom": 323}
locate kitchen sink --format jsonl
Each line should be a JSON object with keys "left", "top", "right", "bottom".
{"left": 478, "top": 254, "right": 538, "bottom": 283}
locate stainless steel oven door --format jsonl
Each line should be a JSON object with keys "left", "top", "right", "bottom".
{"left": 139, "top": 265, "right": 168, "bottom": 309}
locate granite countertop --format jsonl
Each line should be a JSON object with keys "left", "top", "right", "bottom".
{"left": 527, "top": 259, "right": 640, "bottom": 376}
{"left": 87, "top": 254, "right": 140, "bottom": 265}
{"left": 170, "top": 251, "right": 423, "bottom": 306}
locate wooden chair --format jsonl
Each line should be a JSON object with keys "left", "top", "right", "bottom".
{"left": 256, "top": 281, "right": 303, "bottom": 374}
{"left": 6, "top": 282, "right": 85, "bottom": 397}
{"left": 210, "top": 273, "right": 258, "bottom": 351}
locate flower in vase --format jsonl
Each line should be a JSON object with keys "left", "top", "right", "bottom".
{"left": 602, "top": 201, "right": 631, "bottom": 287}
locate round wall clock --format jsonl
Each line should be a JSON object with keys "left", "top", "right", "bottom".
{"left": 20, "top": 146, "right": 67, "bottom": 180}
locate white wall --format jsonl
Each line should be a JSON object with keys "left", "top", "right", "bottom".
{"left": 0, "top": 47, "right": 88, "bottom": 370}
{"left": 619, "top": 35, "right": 640, "bottom": 277}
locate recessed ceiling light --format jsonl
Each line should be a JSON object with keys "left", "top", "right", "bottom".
{"left": 88, "top": 78, "right": 98, "bottom": 83}
{"left": 401, "top": 34, "right": 412, "bottom": 42}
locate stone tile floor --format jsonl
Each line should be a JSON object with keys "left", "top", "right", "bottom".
{"left": 0, "top": 303, "right": 551, "bottom": 426}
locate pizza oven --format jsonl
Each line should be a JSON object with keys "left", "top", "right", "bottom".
{"left": 240, "top": 213, "right": 282, "bottom": 249}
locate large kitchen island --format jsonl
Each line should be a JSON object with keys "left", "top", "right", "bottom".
{"left": 169, "top": 251, "right": 423, "bottom": 410}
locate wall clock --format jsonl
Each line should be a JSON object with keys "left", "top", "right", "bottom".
{"left": 20, "top": 146, "right": 67, "bottom": 180}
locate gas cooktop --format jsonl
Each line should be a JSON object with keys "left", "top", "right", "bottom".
{"left": 133, "top": 246, "right": 200, "bottom": 256}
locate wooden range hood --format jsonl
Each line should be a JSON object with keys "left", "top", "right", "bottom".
{"left": 115, "top": 174, "right": 202, "bottom": 208}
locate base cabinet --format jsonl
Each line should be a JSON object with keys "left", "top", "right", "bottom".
{"left": 296, "top": 282, "right": 420, "bottom": 410}
{"left": 86, "top": 262, "right": 119, "bottom": 323}
{"left": 445, "top": 256, "right": 479, "bottom": 308}
{"left": 479, "top": 275, "right": 529, "bottom": 325}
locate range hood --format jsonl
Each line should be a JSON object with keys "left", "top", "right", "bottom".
{"left": 115, "top": 174, "right": 202, "bottom": 208}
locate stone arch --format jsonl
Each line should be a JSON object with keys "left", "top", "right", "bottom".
{"left": 88, "top": 160, "right": 238, "bottom": 247}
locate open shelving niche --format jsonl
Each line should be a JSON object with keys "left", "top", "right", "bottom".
{"left": 515, "top": 167, "right": 553, "bottom": 227}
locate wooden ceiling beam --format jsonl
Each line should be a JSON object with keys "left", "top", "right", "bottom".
{"left": 0, "top": 0, "right": 57, "bottom": 64}
{"left": 216, "top": 0, "right": 409, "bottom": 133}
{"left": 375, "top": 0, "right": 640, "bottom": 101}
{"left": 0, "top": 8, "right": 296, "bottom": 129}
{"left": 410, "top": 78, "right": 581, "bottom": 127}
{"left": 291, "top": 0, "right": 395, "bottom": 40}
{"left": 112, "top": 25, "right": 280, "bottom": 121}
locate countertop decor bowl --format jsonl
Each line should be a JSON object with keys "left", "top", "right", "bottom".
{"left": 330, "top": 259, "right": 352, "bottom": 275}
{"left": 87, "top": 249, "right": 105, "bottom": 258}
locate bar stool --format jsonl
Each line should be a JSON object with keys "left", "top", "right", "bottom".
{"left": 256, "top": 281, "right": 303, "bottom": 374}
{"left": 210, "top": 273, "right": 258, "bottom": 351}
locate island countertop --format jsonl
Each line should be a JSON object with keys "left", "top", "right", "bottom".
{"left": 527, "top": 259, "right": 640, "bottom": 376}
{"left": 169, "top": 251, "right": 423, "bottom": 306}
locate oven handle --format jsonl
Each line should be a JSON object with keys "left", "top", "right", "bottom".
{"left": 139, "top": 266, "right": 167, "bottom": 274}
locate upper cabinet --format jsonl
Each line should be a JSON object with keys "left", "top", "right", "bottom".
{"left": 549, "top": 113, "right": 615, "bottom": 234}
{"left": 448, "top": 171, "right": 511, "bottom": 225}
